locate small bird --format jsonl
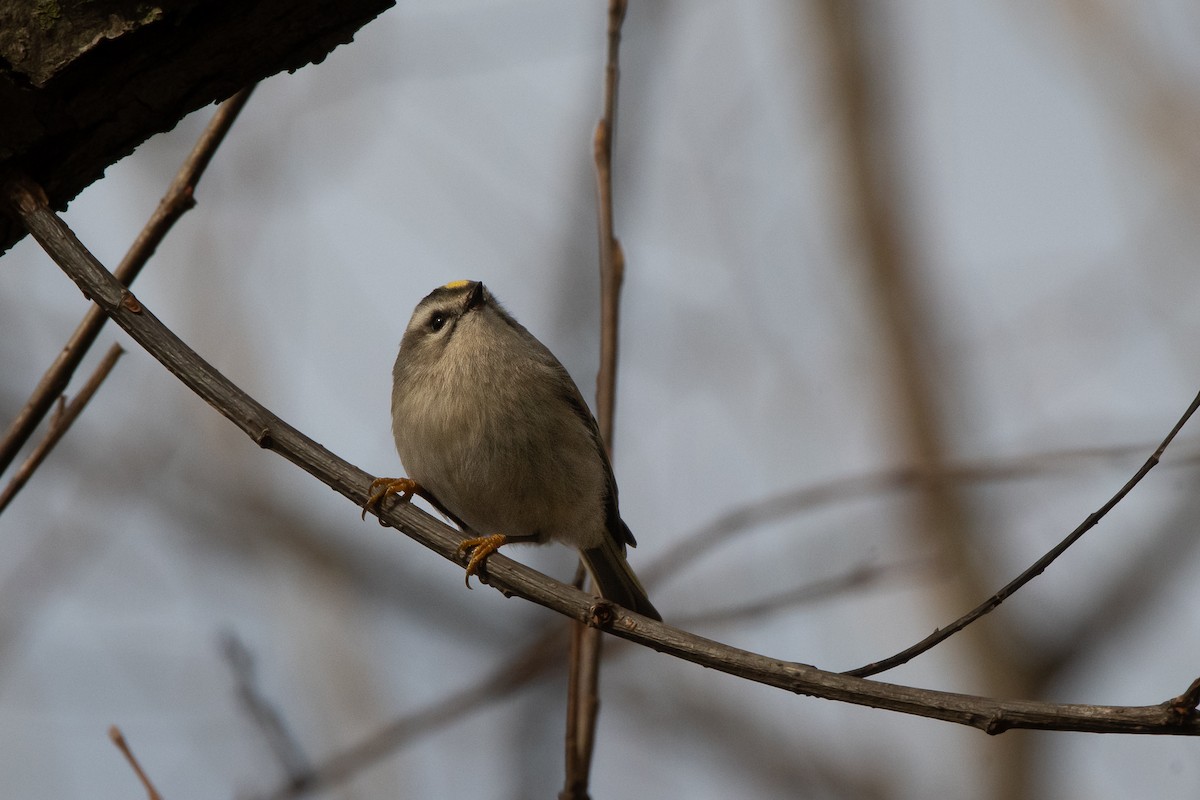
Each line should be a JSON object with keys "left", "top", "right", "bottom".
{"left": 365, "top": 280, "right": 661, "bottom": 620}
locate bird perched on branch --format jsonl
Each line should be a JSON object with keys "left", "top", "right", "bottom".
{"left": 365, "top": 280, "right": 660, "bottom": 621}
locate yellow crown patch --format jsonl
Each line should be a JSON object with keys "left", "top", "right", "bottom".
{"left": 443, "top": 279, "right": 472, "bottom": 290}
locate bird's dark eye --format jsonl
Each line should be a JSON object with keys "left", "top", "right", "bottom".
{"left": 428, "top": 312, "right": 448, "bottom": 332}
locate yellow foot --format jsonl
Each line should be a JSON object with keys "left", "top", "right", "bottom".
{"left": 362, "top": 477, "right": 420, "bottom": 521}
{"left": 455, "top": 534, "right": 508, "bottom": 588}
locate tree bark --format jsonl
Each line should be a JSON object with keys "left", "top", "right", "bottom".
{"left": 0, "top": 0, "right": 394, "bottom": 254}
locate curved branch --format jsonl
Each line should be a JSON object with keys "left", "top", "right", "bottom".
{"left": 845, "top": 385, "right": 1200, "bottom": 678}
{"left": 4, "top": 174, "right": 1198, "bottom": 737}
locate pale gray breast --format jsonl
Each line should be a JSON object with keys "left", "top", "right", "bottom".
{"left": 391, "top": 311, "right": 608, "bottom": 547}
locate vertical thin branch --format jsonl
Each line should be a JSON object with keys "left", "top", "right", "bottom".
{"left": 563, "top": 3, "right": 628, "bottom": 799}
{"left": 813, "top": 0, "right": 997, "bottom": 666}
{"left": 593, "top": 0, "right": 627, "bottom": 449}
{"left": 813, "top": 4, "right": 1025, "bottom": 798}
{"left": 0, "top": 85, "right": 255, "bottom": 478}
{"left": 561, "top": 616, "right": 602, "bottom": 800}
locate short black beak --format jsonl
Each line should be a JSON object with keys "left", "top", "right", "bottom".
{"left": 465, "top": 281, "right": 485, "bottom": 311}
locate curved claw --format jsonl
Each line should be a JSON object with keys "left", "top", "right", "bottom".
{"left": 362, "top": 477, "right": 419, "bottom": 521}
{"left": 454, "top": 534, "right": 508, "bottom": 588}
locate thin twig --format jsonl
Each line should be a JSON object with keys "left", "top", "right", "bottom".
{"left": 0, "top": 344, "right": 124, "bottom": 513}
{"left": 108, "top": 725, "right": 164, "bottom": 800}
{"left": 1028, "top": 489, "right": 1200, "bottom": 683}
{"left": 0, "top": 85, "right": 255, "bottom": 477}
{"left": 845, "top": 386, "right": 1200, "bottom": 677}
{"left": 563, "top": 3, "right": 630, "bottom": 798}
{"left": 7, "top": 177, "right": 1200, "bottom": 736}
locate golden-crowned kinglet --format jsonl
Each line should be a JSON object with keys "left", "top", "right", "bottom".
{"left": 366, "top": 280, "right": 661, "bottom": 621}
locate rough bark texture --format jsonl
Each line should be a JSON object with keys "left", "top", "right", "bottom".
{"left": 0, "top": 0, "right": 394, "bottom": 254}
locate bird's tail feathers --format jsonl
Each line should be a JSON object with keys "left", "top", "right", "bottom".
{"left": 580, "top": 538, "right": 661, "bottom": 621}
